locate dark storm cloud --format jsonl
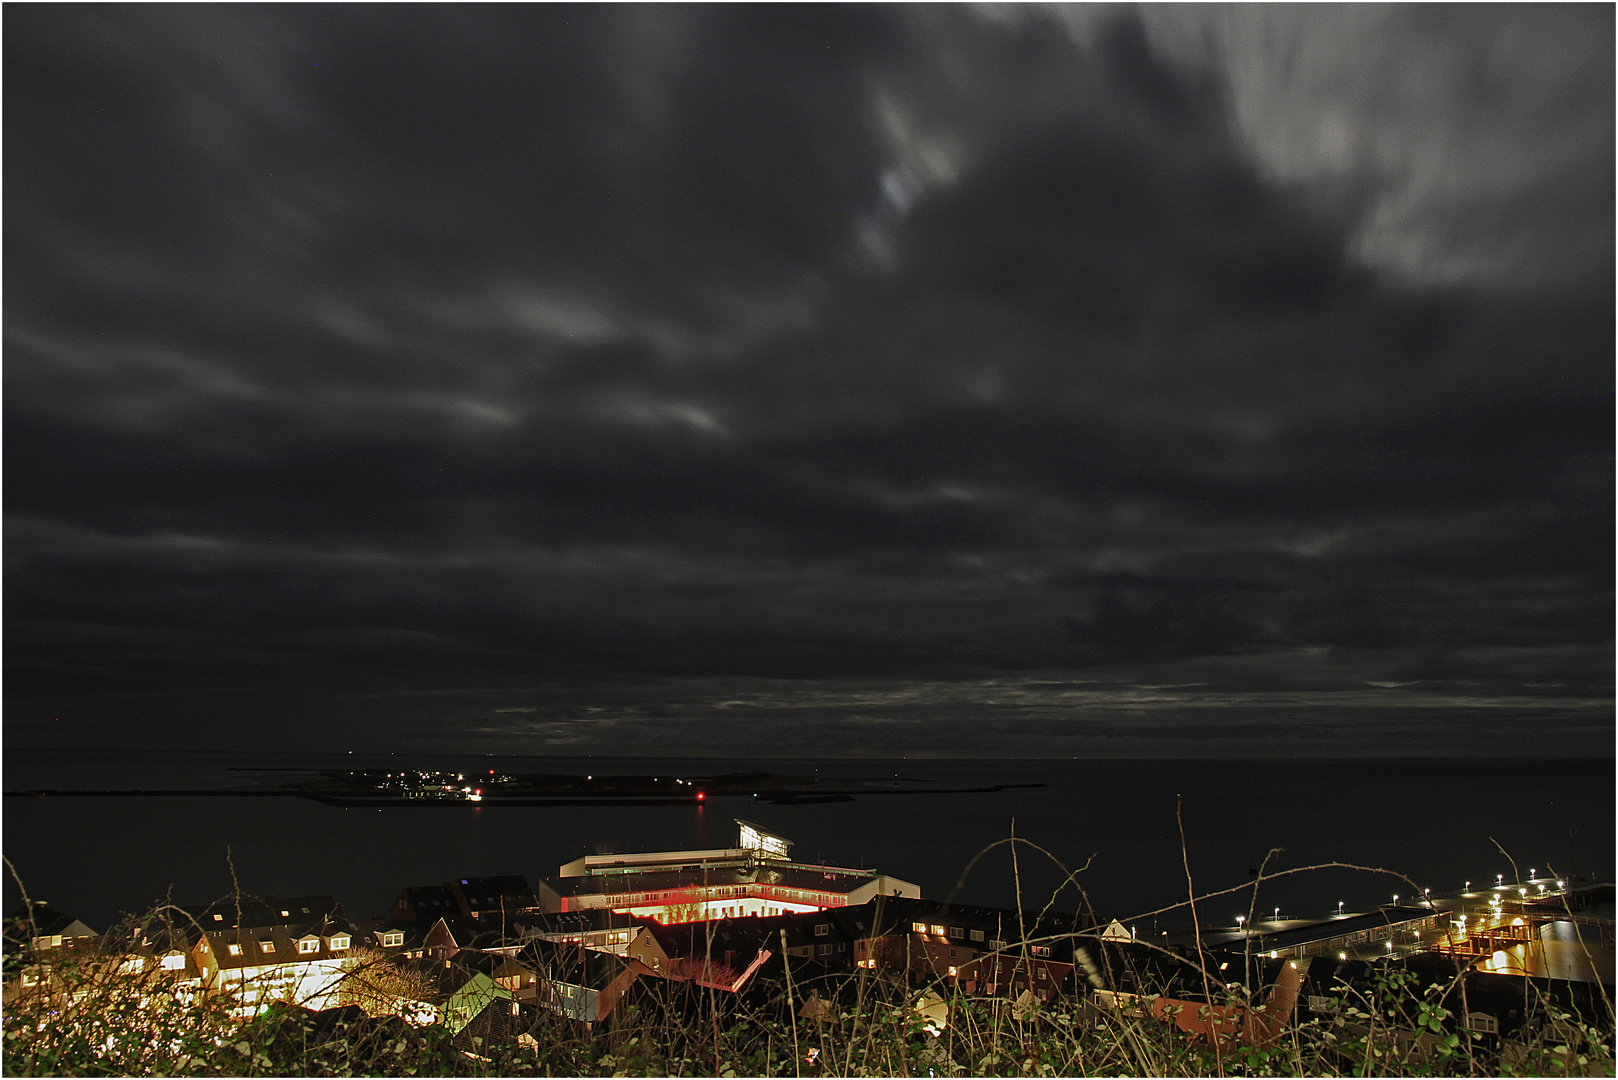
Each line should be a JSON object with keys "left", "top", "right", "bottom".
{"left": 5, "top": 5, "right": 1611, "bottom": 755}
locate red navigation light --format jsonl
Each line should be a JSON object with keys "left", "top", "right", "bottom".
{"left": 474, "top": 789, "right": 482, "bottom": 796}
{"left": 696, "top": 791, "right": 705, "bottom": 801}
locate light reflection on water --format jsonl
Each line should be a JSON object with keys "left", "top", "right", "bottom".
{"left": 1474, "top": 921, "right": 1615, "bottom": 983}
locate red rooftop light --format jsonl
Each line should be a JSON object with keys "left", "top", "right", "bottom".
{"left": 697, "top": 792, "right": 705, "bottom": 801}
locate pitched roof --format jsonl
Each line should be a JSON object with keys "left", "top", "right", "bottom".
{"left": 518, "top": 937, "right": 634, "bottom": 993}
{"left": 449, "top": 875, "right": 537, "bottom": 917}
{"left": 13, "top": 901, "right": 98, "bottom": 940}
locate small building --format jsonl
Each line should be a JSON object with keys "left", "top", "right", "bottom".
{"left": 14, "top": 901, "right": 98, "bottom": 952}
{"left": 519, "top": 938, "right": 640, "bottom": 1024}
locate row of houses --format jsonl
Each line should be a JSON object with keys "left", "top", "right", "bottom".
{"left": 11, "top": 820, "right": 1604, "bottom": 1050}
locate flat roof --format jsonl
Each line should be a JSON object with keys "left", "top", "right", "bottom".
{"left": 556, "top": 861, "right": 884, "bottom": 898}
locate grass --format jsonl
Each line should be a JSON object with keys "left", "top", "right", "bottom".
{"left": 3, "top": 835, "right": 1613, "bottom": 1076}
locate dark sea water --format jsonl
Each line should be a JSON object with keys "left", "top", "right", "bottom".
{"left": 4, "top": 750, "right": 1611, "bottom": 934}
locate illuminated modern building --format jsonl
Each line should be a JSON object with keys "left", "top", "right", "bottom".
{"left": 544, "top": 819, "right": 920, "bottom": 923}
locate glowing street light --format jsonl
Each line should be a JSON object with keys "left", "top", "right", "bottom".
{"left": 1497, "top": 874, "right": 1504, "bottom": 885}
{"left": 1337, "top": 901, "right": 1345, "bottom": 915}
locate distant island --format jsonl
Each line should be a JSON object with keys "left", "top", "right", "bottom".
{"left": 6, "top": 768, "right": 1045, "bottom": 807}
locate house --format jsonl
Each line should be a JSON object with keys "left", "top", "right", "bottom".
{"left": 833, "top": 896, "right": 1081, "bottom": 998}
{"left": 448, "top": 876, "right": 538, "bottom": 926}
{"left": 14, "top": 901, "right": 98, "bottom": 952}
{"left": 434, "top": 952, "right": 522, "bottom": 1035}
{"left": 391, "top": 885, "right": 462, "bottom": 931}
{"left": 629, "top": 917, "right": 778, "bottom": 991}
{"left": 519, "top": 937, "right": 640, "bottom": 1024}
{"left": 181, "top": 895, "right": 357, "bottom": 1015}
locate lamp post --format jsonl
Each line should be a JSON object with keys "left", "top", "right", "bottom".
{"left": 1337, "top": 901, "right": 1344, "bottom": 916}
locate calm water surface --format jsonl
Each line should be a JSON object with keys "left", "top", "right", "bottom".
{"left": 4, "top": 751, "right": 1610, "bottom": 933}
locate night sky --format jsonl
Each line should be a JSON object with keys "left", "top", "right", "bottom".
{"left": 6, "top": 5, "right": 1612, "bottom": 758}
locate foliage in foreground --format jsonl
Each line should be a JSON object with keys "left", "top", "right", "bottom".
{"left": 4, "top": 932, "right": 1613, "bottom": 1078}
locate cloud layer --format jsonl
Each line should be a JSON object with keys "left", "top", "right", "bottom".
{"left": 6, "top": 6, "right": 1611, "bottom": 755}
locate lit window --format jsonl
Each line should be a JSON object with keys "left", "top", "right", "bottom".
{"left": 227, "top": 944, "right": 242, "bottom": 956}
{"left": 281, "top": 911, "right": 290, "bottom": 918}
{"left": 213, "top": 914, "right": 224, "bottom": 922}
{"left": 259, "top": 941, "right": 276, "bottom": 954}
{"left": 930, "top": 925, "right": 945, "bottom": 936}
{"left": 912, "top": 922, "right": 927, "bottom": 933}
{"left": 947, "top": 966, "right": 958, "bottom": 977}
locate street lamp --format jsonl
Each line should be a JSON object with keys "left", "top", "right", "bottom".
{"left": 1236, "top": 916, "right": 1246, "bottom": 935}
{"left": 1497, "top": 874, "right": 1504, "bottom": 885}
{"left": 1337, "top": 901, "right": 1345, "bottom": 915}
{"left": 1274, "top": 907, "right": 1281, "bottom": 920}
